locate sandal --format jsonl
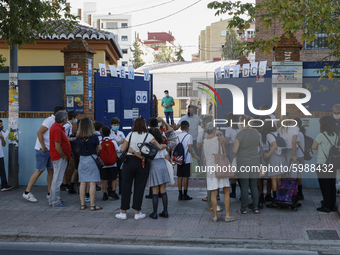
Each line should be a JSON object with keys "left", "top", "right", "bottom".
{"left": 237, "top": 209, "right": 247, "bottom": 215}
{"left": 252, "top": 208, "right": 260, "bottom": 214}
{"left": 80, "top": 204, "right": 87, "bottom": 210}
{"left": 91, "top": 205, "right": 103, "bottom": 211}
{"left": 212, "top": 216, "right": 218, "bottom": 222}
{"left": 225, "top": 216, "right": 236, "bottom": 223}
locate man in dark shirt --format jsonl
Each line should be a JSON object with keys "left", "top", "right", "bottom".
{"left": 49, "top": 111, "right": 71, "bottom": 208}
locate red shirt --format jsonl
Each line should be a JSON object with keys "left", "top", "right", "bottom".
{"left": 49, "top": 122, "right": 71, "bottom": 161}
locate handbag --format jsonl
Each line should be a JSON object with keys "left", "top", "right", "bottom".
{"left": 138, "top": 133, "right": 159, "bottom": 160}
{"left": 214, "top": 146, "right": 234, "bottom": 178}
{"left": 91, "top": 155, "right": 104, "bottom": 171}
{"left": 119, "top": 132, "right": 132, "bottom": 164}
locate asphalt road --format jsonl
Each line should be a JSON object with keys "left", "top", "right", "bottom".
{"left": 0, "top": 242, "right": 322, "bottom": 255}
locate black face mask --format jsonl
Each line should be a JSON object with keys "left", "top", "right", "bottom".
{"left": 187, "top": 112, "right": 193, "bottom": 117}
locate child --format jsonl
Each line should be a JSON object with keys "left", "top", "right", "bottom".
{"left": 0, "top": 119, "right": 13, "bottom": 191}
{"left": 109, "top": 117, "right": 125, "bottom": 195}
{"left": 99, "top": 126, "right": 120, "bottom": 201}
{"left": 176, "top": 121, "right": 199, "bottom": 200}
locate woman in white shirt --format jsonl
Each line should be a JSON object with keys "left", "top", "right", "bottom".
{"left": 115, "top": 117, "right": 166, "bottom": 220}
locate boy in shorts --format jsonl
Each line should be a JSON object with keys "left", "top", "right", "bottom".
{"left": 177, "top": 121, "right": 200, "bottom": 200}
{"left": 100, "top": 126, "right": 119, "bottom": 201}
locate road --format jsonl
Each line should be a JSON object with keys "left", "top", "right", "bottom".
{"left": 0, "top": 242, "right": 326, "bottom": 255}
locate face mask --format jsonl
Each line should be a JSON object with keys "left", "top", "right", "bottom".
{"left": 165, "top": 94, "right": 169, "bottom": 97}
{"left": 187, "top": 112, "right": 193, "bottom": 117}
{"left": 238, "top": 123, "right": 243, "bottom": 129}
{"left": 158, "top": 122, "right": 162, "bottom": 127}
{"left": 112, "top": 126, "right": 119, "bottom": 132}
{"left": 73, "top": 119, "right": 78, "bottom": 124}
{"left": 333, "top": 114, "right": 340, "bottom": 120}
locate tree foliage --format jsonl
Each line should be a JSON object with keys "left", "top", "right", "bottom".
{"left": 0, "top": 54, "right": 6, "bottom": 71}
{"left": 222, "top": 28, "right": 240, "bottom": 60}
{"left": 0, "top": 0, "right": 78, "bottom": 47}
{"left": 208, "top": 0, "right": 340, "bottom": 86}
{"left": 130, "top": 38, "right": 145, "bottom": 69}
{"left": 175, "top": 45, "right": 185, "bottom": 62}
{"left": 155, "top": 47, "right": 175, "bottom": 62}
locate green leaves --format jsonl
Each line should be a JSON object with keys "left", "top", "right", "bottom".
{"left": 130, "top": 38, "right": 145, "bottom": 69}
{"left": 0, "top": 0, "right": 78, "bottom": 47}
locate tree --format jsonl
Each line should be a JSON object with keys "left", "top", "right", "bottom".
{"left": 208, "top": 0, "right": 340, "bottom": 88}
{"left": 130, "top": 38, "right": 145, "bottom": 69}
{"left": 155, "top": 47, "right": 175, "bottom": 62}
{"left": 0, "top": 0, "right": 77, "bottom": 187}
{"left": 175, "top": 45, "right": 185, "bottom": 62}
{"left": 0, "top": 55, "right": 6, "bottom": 71}
{"left": 222, "top": 29, "right": 240, "bottom": 60}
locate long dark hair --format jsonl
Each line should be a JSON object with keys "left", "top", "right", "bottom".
{"left": 294, "top": 117, "right": 306, "bottom": 134}
{"left": 260, "top": 116, "right": 277, "bottom": 144}
{"left": 319, "top": 116, "right": 337, "bottom": 136}
{"left": 226, "top": 112, "right": 239, "bottom": 129}
{"left": 132, "top": 117, "right": 148, "bottom": 134}
{"left": 149, "top": 127, "right": 163, "bottom": 144}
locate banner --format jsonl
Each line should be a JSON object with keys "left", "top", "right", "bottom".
{"left": 143, "top": 69, "right": 150, "bottom": 81}
{"left": 99, "top": 63, "right": 107, "bottom": 77}
{"left": 109, "top": 65, "right": 118, "bottom": 77}
{"left": 224, "top": 65, "right": 230, "bottom": 78}
{"left": 215, "top": 67, "right": 222, "bottom": 81}
{"left": 251, "top": 62, "right": 258, "bottom": 76}
{"left": 118, "top": 66, "right": 126, "bottom": 79}
{"left": 233, "top": 65, "right": 240, "bottom": 78}
{"left": 128, "top": 67, "right": 135, "bottom": 80}
{"left": 259, "top": 61, "right": 267, "bottom": 75}
{"left": 243, "top": 64, "right": 250, "bottom": 77}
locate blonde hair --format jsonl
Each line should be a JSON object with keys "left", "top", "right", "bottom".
{"left": 279, "top": 112, "right": 294, "bottom": 134}
{"left": 157, "top": 117, "right": 167, "bottom": 126}
{"left": 76, "top": 117, "right": 95, "bottom": 139}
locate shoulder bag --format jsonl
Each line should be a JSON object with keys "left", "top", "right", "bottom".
{"left": 119, "top": 132, "right": 132, "bottom": 164}
{"left": 214, "top": 145, "right": 234, "bottom": 178}
{"left": 138, "top": 133, "right": 159, "bottom": 160}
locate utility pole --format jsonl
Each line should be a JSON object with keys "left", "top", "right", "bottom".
{"left": 8, "top": 46, "right": 19, "bottom": 187}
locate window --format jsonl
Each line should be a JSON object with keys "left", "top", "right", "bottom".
{"left": 121, "top": 23, "right": 128, "bottom": 28}
{"left": 106, "top": 22, "right": 118, "bottom": 29}
{"left": 177, "top": 83, "right": 198, "bottom": 97}
{"left": 122, "top": 61, "right": 128, "bottom": 67}
{"left": 221, "top": 30, "right": 226, "bottom": 36}
{"left": 122, "top": 49, "right": 128, "bottom": 54}
{"left": 304, "top": 33, "right": 328, "bottom": 50}
{"left": 180, "top": 99, "right": 187, "bottom": 116}
{"left": 121, "top": 36, "right": 128, "bottom": 41}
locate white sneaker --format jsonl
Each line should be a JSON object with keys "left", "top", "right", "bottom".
{"left": 23, "top": 192, "right": 37, "bottom": 202}
{"left": 134, "top": 212, "right": 146, "bottom": 220}
{"left": 115, "top": 212, "right": 127, "bottom": 220}
{"left": 208, "top": 205, "right": 223, "bottom": 212}
{"left": 46, "top": 194, "right": 52, "bottom": 206}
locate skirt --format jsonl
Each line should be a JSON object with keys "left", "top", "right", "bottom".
{"left": 148, "top": 158, "right": 170, "bottom": 187}
{"left": 266, "top": 152, "right": 288, "bottom": 177}
{"left": 78, "top": 155, "right": 101, "bottom": 182}
{"left": 207, "top": 177, "right": 230, "bottom": 191}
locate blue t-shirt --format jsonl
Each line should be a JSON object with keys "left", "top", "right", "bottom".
{"left": 75, "top": 135, "right": 100, "bottom": 156}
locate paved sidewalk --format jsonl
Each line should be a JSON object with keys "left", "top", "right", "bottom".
{"left": 0, "top": 180, "right": 339, "bottom": 250}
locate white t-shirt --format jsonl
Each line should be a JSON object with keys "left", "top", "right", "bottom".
{"left": 34, "top": 115, "right": 55, "bottom": 150}
{"left": 95, "top": 131, "right": 103, "bottom": 142}
{"left": 178, "top": 114, "right": 201, "bottom": 140}
{"left": 125, "top": 132, "right": 155, "bottom": 155}
{"left": 197, "top": 130, "right": 204, "bottom": 144}
{"left": 101, "top": 137, "right": 119, "bottom": 168}
{"left": 297, "top": 131, "right": 305, "bottom": 158}
{"left": 0, "top": 130, "right": 5, "bottom": 158}
{"left": 154, "top": 148, "right": 168, "bottom": 159}
{"left": 110, "top": 130, "right": 126, "bottom": 152}
{"left": 177, "top": 132, "right": 193, "bottom": 164}
{"left": 278, "top": 126, "right": 299, "bottom": 149}
{"left": 269, "top": 114, "right": 278, "bottom": 128}
{"left": 266, "top": 131, "right": 278, "bottom": 149}
{"left": 63, "top": 121, "right": 73, "bottom": 137}
{"left": 225, "top": 127, "right": 240, "bottom": 144}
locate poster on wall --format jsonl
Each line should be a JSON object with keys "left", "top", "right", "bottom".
{"left": 88, "top": 59, "right": 92, "bottom": 100}
{"left": 66, "top": 76, "right": 84, "bottom": 95}
{"left": 66, "top": 95, "right": 84, "bottom": 114}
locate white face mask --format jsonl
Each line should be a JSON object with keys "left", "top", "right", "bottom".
{"left": 333, "top": 113, "right": 340, "bottom": 120}
{"left": 238, "top": 123, "right": 243, "bottom": 129}
{"left": 158, "top": 122, "right": 162, "bottom": 127}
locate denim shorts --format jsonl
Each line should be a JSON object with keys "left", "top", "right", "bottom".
{"left": 35, "top": 149, "right": 53, "bottom": 171}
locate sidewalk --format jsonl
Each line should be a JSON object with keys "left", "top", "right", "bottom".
{"left": 0, "top": 181, "right": 339, "bottom": 251}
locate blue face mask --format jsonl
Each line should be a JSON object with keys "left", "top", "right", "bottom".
{"left": 165, "top": 94, "right": 169, "bottom": 97}
{"left": 112, "top": 126, "right": 119, "bottom": 132}
{"left": 73, "top": 119, "right": 78, "bottom": 124}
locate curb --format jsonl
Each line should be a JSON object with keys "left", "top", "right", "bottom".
{"left": 1, "top": 232, "right": 340, "bottom": 251}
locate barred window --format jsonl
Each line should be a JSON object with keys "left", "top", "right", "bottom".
{"left": 304, "top": 33, "right": 328, "bottom": 50}
{"left": 177, "top": 83, "right": 198, "bottom": 97}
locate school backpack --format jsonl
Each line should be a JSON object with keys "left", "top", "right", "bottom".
{"left": 298, "top": 134, "right": 314, "bottom": 161}
{"left": 322, "top": 133, "right": 340, "bottom": 169}
{"left": 270, "top": 132, "right": 287, "bottom": 155}
{"left": 274, "top": 178, "right": 299, "bottom": 210}
{"left": 99, "top": 139, "right": 117, "bottom": 166}
{"left": 172, "top": 134, "right": 189, "bottom": 165}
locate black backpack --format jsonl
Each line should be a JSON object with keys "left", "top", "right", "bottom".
{"left": 298, "top": 134, "right": 314, "bottom": 161}
{"left": 321, "top": 132, "right": 340, "bottom": 169}
{"left": 172, "top": 134, "right": 189, "bottom": 165}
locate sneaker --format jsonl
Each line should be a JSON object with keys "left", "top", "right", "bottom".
{"left": 68, "top": 188, "right": 77, "bottom": 194}
{"left": 85, "top": 196, "right": 91, "bottom": 202}
{"left": 134, "top": 212, "right": 146, "bottom": 220}
{"left": 47, "top": 194, "right": 52, "bottom": 206}
{"left": 52, "top": 202, "right": 69, "bottom": 208}
{"left": 317, "top": 206, "right": 331, "bottom": 213}
{"left": 265, "top": 194, "right": 273, "bottom": 202}
{"left": 115, "top": 212, "right": 127, "bottom": 220}
{"left": 23, "top": 192, "right": 37, "bottom": 202}
{"left": 112, "top": 193, "right": 120, "bottom": 201}
{"left": 208, "top": 205, "right": 223, "bottom": 212}
{"left": 60, "top": 184, "right": 67, "bottom": 191}
{"left": 1, "top": 185, "right": 13, "bottom": 191}
{"left": 183, "top": 195, "right": 193, "bottom": 200}
{"left": 102, "top": 193, "right": 109, "bottom": 201}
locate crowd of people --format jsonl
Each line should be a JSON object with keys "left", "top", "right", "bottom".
{"left": 0, "top": 99, "right": 339, "bottom": 222}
